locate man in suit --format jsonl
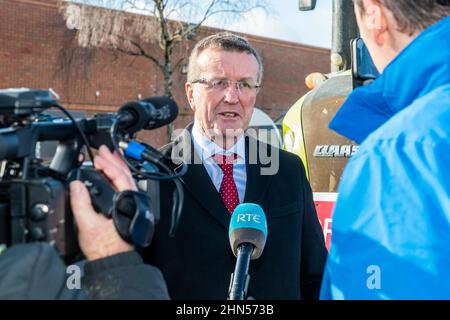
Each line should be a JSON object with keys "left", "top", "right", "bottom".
{"left": 144, "top": 32, "right": 327, "bottom": 299}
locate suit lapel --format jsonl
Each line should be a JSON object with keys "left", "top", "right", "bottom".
{"left": 243, "top": 135, "right": 272, "bottom": 204}
{"left": 172, "top": 126, "right": 230, "bottom": 229}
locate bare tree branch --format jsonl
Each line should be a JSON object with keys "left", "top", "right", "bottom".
{"left": 115, "top": 45, "right": 164, "bottom": 71}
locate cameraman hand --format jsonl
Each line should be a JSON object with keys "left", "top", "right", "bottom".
{"left": 70, "top": 145, "right": 137, "bottom": 261}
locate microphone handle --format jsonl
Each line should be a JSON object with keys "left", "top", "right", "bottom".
{"left": 228, "top": 243, "right": 253, "bottom": 300}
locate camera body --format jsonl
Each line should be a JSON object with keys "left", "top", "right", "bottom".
{"left": 0, "top": 167, "right": 78, "bottom": 261}
{"left": 0, "top": 89, "right": 161, "bottom": 263}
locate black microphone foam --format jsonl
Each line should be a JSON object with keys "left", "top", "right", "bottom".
{"left": 118, "top": 96, "right": 178, "bottom": 134}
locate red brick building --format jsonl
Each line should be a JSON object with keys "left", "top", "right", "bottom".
{"left": 0, "top": 0, "right": 330, "bottom": 146}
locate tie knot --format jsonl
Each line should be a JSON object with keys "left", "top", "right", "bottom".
{"left": 213, "top": 153, "right": 237, "bottom": 171}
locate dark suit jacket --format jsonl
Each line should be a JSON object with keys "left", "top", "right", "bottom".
{"left": 143, "top": 126, "right": 327, "bottom": 299}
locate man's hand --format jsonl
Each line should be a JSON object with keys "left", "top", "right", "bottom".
{"left": 70, "top": 145, "right": 137, "bottom": 261}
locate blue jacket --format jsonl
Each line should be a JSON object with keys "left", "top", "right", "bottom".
{"left": 321, "top": 16, "right": 450, "bottom": 299}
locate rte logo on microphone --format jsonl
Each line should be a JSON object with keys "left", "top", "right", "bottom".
{"left": 237, "top": 213, "right": 261, "bottom": 223}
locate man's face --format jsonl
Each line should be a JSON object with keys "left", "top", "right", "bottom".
{"left": 186, "top": 48, "right": 260, "bottom": 139}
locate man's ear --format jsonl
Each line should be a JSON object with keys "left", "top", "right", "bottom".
{"left": 185, "top": 82, "right": 196, "bottom": 112}
{"left": 363, "top": 0, "right": 387, "bottom": 46}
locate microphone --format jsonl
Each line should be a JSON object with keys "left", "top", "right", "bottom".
{"left": 228, "top": 203, "right": 268, "bottom": 300}
{"left": 117, "top": 96, "right": 178, "bottom": 134}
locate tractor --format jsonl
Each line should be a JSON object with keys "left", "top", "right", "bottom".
{"left": 282, "top": 0, "right": 379, "bottom": 248}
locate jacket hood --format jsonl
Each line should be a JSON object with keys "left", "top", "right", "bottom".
{"left": 329, "top": 16, "right": 450, "bottom": 144}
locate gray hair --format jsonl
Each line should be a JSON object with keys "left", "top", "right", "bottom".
{"left": 187, "top": 32, "right": 264, "bottom": 84}
{"left": 354, "top": 0, "right": 450, "bottom": 35}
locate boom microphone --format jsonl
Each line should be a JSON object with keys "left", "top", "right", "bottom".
{"left": 118, "top": 96, "right": 178, "bottom": 134}
{"left": 228, "top": 203, "right": 267, "bottom": 300}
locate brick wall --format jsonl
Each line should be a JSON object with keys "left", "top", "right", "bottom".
{"left": 0, "top": 0, "right": 330, "bottom": 146}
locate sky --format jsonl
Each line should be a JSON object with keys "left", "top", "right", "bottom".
{"left": 203, "top": 0, "right": 333, "bottom": 49}
{"left": 69, "top": 0, "right": 333, "bottom": 49}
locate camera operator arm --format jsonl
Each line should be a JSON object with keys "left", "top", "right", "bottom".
{"left": 70, "top": 145, "right": 143, "bottom": 260}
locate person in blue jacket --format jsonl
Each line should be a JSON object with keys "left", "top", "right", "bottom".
{"left": 322, "top": 0, "right": 450, "bottom": 299}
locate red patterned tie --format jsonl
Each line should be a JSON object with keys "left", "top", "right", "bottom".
{"left": 214, "top": 154, "right": 240, "bottom": 214}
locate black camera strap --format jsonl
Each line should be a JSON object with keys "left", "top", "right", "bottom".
{"left": 111, "top": 190, "right": 155, "bottom": 248}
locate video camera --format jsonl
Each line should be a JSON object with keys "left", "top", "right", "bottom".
{"left": 0, "top": 88, "right": 185, "bottom": 263}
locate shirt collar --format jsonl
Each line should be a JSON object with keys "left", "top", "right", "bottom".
{"left": 192, "top": 121, "right": 246, "bottom": 162}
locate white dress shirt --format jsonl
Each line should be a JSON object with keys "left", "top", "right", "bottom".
{"left": 191, "top": 122, "right": 247, "bottom": 203}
